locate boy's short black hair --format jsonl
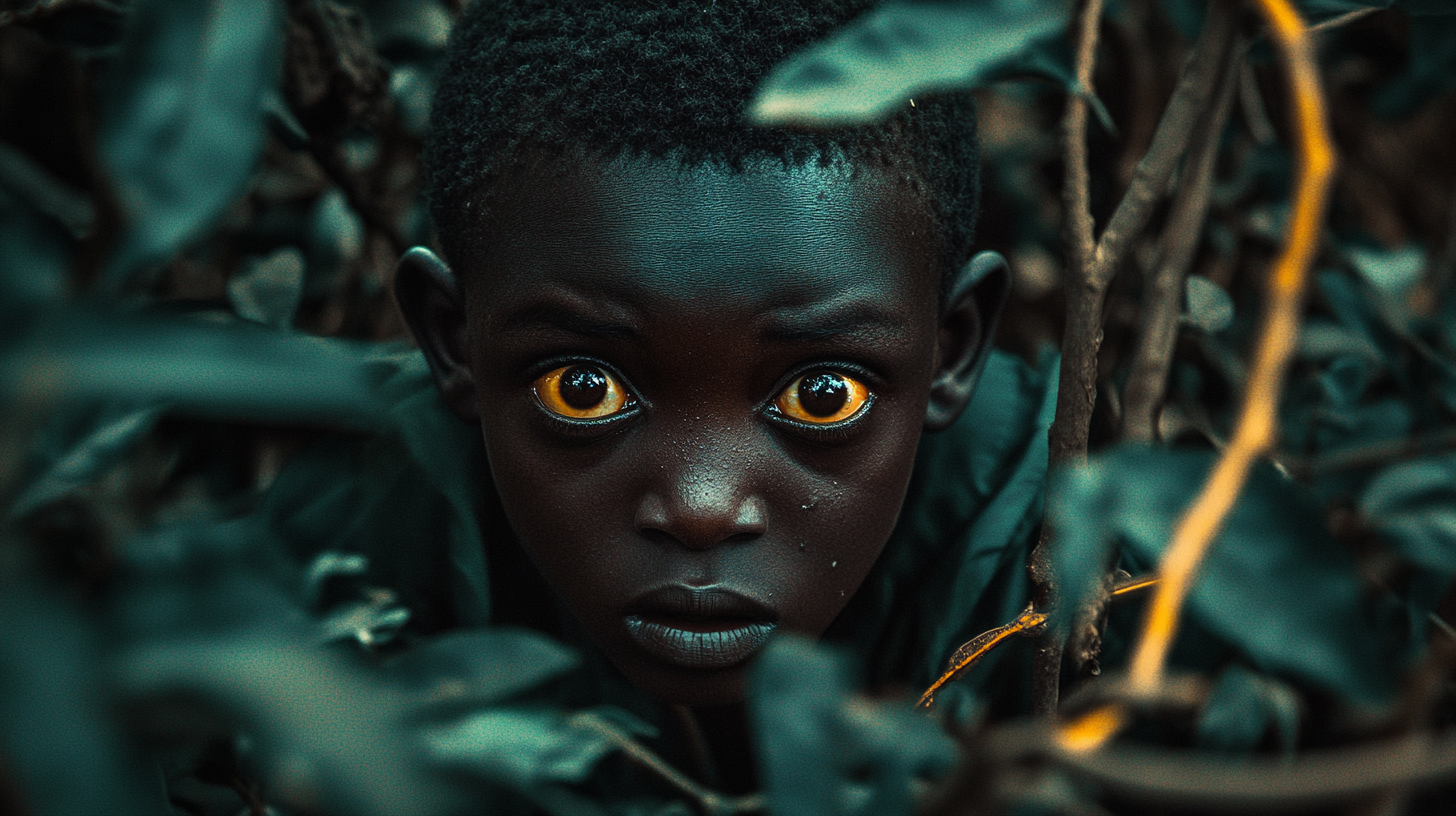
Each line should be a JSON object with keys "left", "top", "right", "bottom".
{"left": 424, "top": 0, "right": 981, "bottom": 287}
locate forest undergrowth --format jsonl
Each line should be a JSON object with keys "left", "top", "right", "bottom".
{"left": 2, "top": 0, "right": 1456, "bottom": 814}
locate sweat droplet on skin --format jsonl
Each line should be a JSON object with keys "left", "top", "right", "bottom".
{"left": 831, "top": 561, "right": 838, "bottom": 568}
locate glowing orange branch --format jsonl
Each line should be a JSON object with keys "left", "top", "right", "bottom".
{"left": 1056, "top": 0, "right": 1335, "bottom": 751}
{"left": 918, "top": 605, "right": 1047, "bottom": 709}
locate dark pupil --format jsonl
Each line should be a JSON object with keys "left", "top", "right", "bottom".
{"left": 799, "top": 372, "right": 849, "bottom": 417}
{"left": 560, "top": 366, "right": 608, "bottom": 409}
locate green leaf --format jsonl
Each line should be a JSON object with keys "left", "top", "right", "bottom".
{"left": 9, "top": 0, "right": 127, "bottom": 51}
{"left": 1183, "top": 275, "right": 1235, "bottom": 334}
{"left": 423, "top": 709, "right": 614, "bottom": 788}
{"left": 1360, "top": 454, "right": 1456, "bottom": 575}
{"left": 0, "top": 190, "right": 70, "bottom": 312}
{"left": 1196, "top": 664, "right": 1300, "bottom": 755}
{"left": 1050, "top": 446, "right": 1407, "bottom": 705}
{"left": 10, "top": 404, "right": 163, "bottom": 519}
{"left": 749, "top": 636, "right": 955, "bottom": 816}
{"left": 1348, "top": 244, "right": 1425, "bottom": 298}
{"left": 98, "top": 0, "right": 283, "bottom": 286}
{"left": 121, "top": 635, "right": 441, "bottom": 815}
{"left": 228, "top": 246, "right": 305, "bottom": 329}
{"left": 748, "top": 0, "right": 1069, "bottom": 127}
{"left": 0, "top": 587, "right": 160, "bottom": 816}
{"left": 0, "top": 306, "right": 386, "bottom": 427}
{"left": 388, "top": 628, "right": 581, "bottom": 709}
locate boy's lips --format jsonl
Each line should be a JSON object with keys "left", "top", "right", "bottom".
{"left": 622, "top": 585, "right": 779, "bottom": 670}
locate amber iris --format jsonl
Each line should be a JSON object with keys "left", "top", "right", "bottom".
{"left": 535, "top": 365, "right": 631, "bottom": 419}
{"left": 775, "top": 371, "right": 870, "bottom": 424}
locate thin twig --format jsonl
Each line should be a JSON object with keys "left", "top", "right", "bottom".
{"left": 569, "top": 712, "right": 764, "bottom": 815}
{"left": 1121, "top": 35, "right": 1247, "bottom": 443}
{"left": 1239, "top": 63, "right": 1279, "bottom": 145}
{"left": 1278, "top": 428, "right": 1456, "bottom": 479}
{"left": 1309, "top": 6, "right": 1379, "bottom": 33}
{"left": 918, "top": 605, "right": 1047, "bottom": 710}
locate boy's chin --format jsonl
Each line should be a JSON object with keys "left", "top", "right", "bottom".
{"left": 616, "top": 659, "right": 750, "bottom": 708}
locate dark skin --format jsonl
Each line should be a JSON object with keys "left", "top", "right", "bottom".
{"left": 396, "top": 153, "right": 1007, "bottom": 792}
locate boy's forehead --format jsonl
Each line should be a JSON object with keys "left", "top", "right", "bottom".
{"left": 463, "top": 153, "right": 940, "bottom": 314}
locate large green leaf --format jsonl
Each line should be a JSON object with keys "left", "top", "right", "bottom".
{"left": 748, "top": 0, "right": 1070, "bottom": 127}
{"left": 1050, "top": 446, "right": 1407, "bottom": 705}
{"left": 388, "top": 628, "right": 581, "bottom": 711}
{"left": 749, "top": 636, "right": 955, "bottom": 816}
{"left": 98, "top": 0, "right": 283, "bottom": 286}
{"left": 0, "top": 306, "right": 386, "bottom": 427}
{"left": 1360, "top": 454, "right": 1456, "bottom": 576}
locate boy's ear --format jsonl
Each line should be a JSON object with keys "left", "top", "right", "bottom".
{"left": 394, "top": 247, "right": 479, "bottom": 423}
{"left": 924, "top": 250, "right": 1010, "bottom": 431}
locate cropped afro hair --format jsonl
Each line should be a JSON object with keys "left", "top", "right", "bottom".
{"left": 424, "top": 0, "right": 981, "bottom": 284}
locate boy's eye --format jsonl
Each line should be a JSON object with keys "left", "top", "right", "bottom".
{"left": 534, "top": 365, "right": 632, "bottom": 419}
{"left": 774, "top": 371, "right": 870, "bottom": 424}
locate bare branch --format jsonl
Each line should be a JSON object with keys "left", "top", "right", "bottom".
{"left": 1121, "top": 36, "right": 1247, "bottom": 443}
{"left": 1054, "top": 731, "right": 1456, "bottom": 810}
{"left": 1048, "top": 0, "right": 1240, "bottom": 465}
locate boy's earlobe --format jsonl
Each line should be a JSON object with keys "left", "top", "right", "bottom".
{"left": 393, "top": 247, "right": 479, "bottom": 423}
{"left": 924, "top": 251, "right": 1010, "bottom": 431}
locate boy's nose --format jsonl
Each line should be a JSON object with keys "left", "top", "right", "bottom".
{"left": 633, "top": 480, "right": 767, "bottom": 551}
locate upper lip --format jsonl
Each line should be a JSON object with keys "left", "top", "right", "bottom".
{"left": 625, "top": 584, "right": 777, "bottom": 624}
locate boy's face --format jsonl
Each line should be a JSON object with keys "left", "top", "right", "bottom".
{"left": 399, "top": 154, "right": 1002, "bottom": 706}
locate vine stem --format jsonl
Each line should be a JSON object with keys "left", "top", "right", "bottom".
{"left": 1058, "top": 0, "right": 1336, "bottom": 751}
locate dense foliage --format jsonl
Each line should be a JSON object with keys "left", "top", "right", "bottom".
{"left": 1, "top": 0, "right": 1454, "bottom": 814}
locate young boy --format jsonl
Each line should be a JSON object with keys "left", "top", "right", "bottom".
{"left": 262, "top": 0, "right": 1056, "bottom": 793}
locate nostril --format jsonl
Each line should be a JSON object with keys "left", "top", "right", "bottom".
{"left": 633, "top": 493, "right": 767, "bottom": 550}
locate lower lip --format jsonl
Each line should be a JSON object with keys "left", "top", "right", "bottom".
{"left": 623, "top": 615, "right": 778, "bottom": 669}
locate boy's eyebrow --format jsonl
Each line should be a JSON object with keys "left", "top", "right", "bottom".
{"left": 499, "top": 303, "right": 642, "bottom": 340}
{"left": 759, "top": 303, "right": 907, "bottom": 343}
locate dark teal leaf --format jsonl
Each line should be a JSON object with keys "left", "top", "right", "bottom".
{"left": 228, "top": 246, "right": 305, "bottom": 329}
{"left": 388, "top": 628, "right": 581, "bottom": 708}
{"left": 1319, "top": 355, "right": 1372, "bottom": 408}
{"left": 0, "top": 306, "right": 386, "bottom": 427}
{"left": 120, "top": 635, "right": 440, "bottom": 815}
{"left": 422, "top": 708, "right": 614, "bottom": 788}
{"left": 1348, "top": 244, "right": 1425, "bottom": 298}
{"left": 1196, "top": 664, "right": 1300, "bottom": 755}
{"left": 307, "top": 188, "right": 364, "bottom": 290}
{"left": 0, "top": 189, "right": 70, "bottom": 313}
{"left": 10, "top": 0, "right": 127, "bottom": 50}
{"left": 0, "top": 141, "right": 95, "bottom": 241}
{"left": 749, "top": 0, "right": 1069, "bottom": 127}
{"left": 10, "top": 403, "right": 162, "bottom": 518}
{"left": 98, "top": 0, "right": 283, "bottom": 286}
{"left": 1183, "top": 275, "right": 1235, "bottom": 334}
{"left": 749, "top": 636, "right": 955, "bottom": 816}
{"left": 1360, "top": 454, "right": 1456, "bottom": 575}
{"left": 1051, "top": 446, "right": 1407, "bottom": 705}
{"left": 1373, "top": 17, "right": 1456, "bottom": 117}
{"left": 983, "top": 36, "right": 1117, "bottom": 136}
